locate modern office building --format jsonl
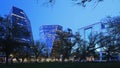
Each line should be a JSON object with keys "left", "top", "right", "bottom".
{"left": 39, "top": 25, "right": 63, "bottom": 55}
{"left": 78, "top": 22, "right": 107, "bottom": 41}
{"left": 9, "top": 6, "right": 33, "bottom": 45}
{"left": 78, "top": 22, "right": 107, "bottom": 61}
{"left": 0, "top": 6, "right": 33, "bottom": 63}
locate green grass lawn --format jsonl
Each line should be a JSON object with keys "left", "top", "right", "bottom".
{"left": 0, "top": 62, "right": 120, "bottom": 68}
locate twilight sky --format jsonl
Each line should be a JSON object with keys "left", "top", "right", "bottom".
{"left": 0, "top": 0, "right": 120, "bottom": 41}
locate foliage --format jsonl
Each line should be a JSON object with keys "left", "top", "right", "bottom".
{"left": 55, "top": 28, "right": 73, "bottom": 61}
{"left": 52, "top": 15, "right": 120, "bottom": 62}
{"left": 51, "top": 39, "right": 62, "bottom": 59}
{"left": 103, "top": 16, "right": 120, "bottom": 61}
{"left": 31, "top": 40, "right": 46, "bottom": 62}
{"left": 37, "top": 0, "right": 104, "bottom": 7}
{"left": 0, "top": 15, "right": 33, "bottom": 64}
{"left": 71, "top": 32, "right": 86, "bottom": 61}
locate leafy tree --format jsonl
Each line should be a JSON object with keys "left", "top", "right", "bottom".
{"left": 11, "top": 42, "right": 32, "bottom": 63}
{"left": 91, "top": 16, "right": 120, "bottom": 62}
{"left": 37, "top": 0, "right": 103, "bottom": 7}
{"left": 31, "top": 40, "right": 46, "bottom": 62}
{"left": 56, "top": 28, "right": 73, "bottom": 62}
{"left": 51, "top": 39, "right": 62, "bottom": 61}
{"left": 74, "top": 32, "right": 100, "bottom": 62}
{"left": 72, "top": 31, "right": 109, "bottom": 62}
{"left": 0, "top": 15, "right": 33, "bottom": 64}
{"left": 81, "top": 33, "right": 98, "bottom": 61}
{"left": 104, "top": 16, "right": 120, "bottom": 61}
{"left": 2, "top": 16, "right": 13, "bottom": 64}
{"left": 0, "top": 16, "right": 6, "bottom": 54}
{"left": 71, "top": 32, "right": 86, "bottom": 61}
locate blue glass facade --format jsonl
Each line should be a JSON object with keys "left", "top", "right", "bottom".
{"left": 9, "top": 6, "right": 33, "bottom": 44}
{"left": 39, "top": 25, "right": 62, "bottom": 54}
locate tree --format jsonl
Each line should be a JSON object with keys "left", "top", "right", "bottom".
{"left": 56, "top": 28, "right": 73, "bottom": 62}
{"left": 10, "top": 42, "right": 32, "bottom": 63}
{"left": 74, "top": 32, "right": 100, "bottom": 62}
{"left": 51, "top": 39, "right": 62, "bottom": 61}
{"left": 2, "top": 15, "right": 13, "bottom": 64}
{"left": 0, "top": 15, "right": 33, "bottom": 64}
{"left": 37, "top": 0, "right": 103, "bottom": 7}
{"left": 0, "top": 16, "right": 6, "bottom": 63}
{"left": 55, "top": 29, "right": 100, "bottom": 62}
{"left": 72, "top": 31, "right": 109, "bottom": 62}
{"left": 0, "top": 16, "right": 6, "bottom": 49}
{"left": 71, "top": 32, "right": 85, "bottom": 61}
{"left": 104, "top": 16, "right": 120, "bottom": 61}
{"left": 84, "top": 33, "right": 99, "bottom": 61}
{"left": 31, "top": 40, "right": 46, "bottom": 62}
{"left": 91, "top": 16, "right": 120, "bottom": 62}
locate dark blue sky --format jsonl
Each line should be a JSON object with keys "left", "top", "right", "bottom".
{"left": 0, "top": 0, "right": 120, "bottom": 40}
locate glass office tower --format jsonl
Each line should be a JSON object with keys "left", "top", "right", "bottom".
{"left": 9, "top": 6, "right": 33, "bottom": 45}
{"left": 39, "top": 25, "right": 62, "bottom": 55}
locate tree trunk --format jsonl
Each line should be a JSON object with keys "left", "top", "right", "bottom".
{"left": 22, "top": 58, "right": 24, "bottom": 63}
{"left": 6, "top": 54, "right": 9, "bottom": 64}
{"left": 5, "top": 44, "right": 10, "bottom": 64}
{"left": 35, "top": 56, "right": 38, "bottom": 63}
{"left": 62, "top": 55, "right": 65, "bottom": 62}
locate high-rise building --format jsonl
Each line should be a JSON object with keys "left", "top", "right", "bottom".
{"left": 9, "top": 6, "right": 33, "bottom": 45}
{"left": 78, "top": 22, "right": 107, "bottom": 61}
{"left": 78, "top": 22, "right": 106, "bottom": 41}
{"left": 0, "top": 6, "right": 33, "bottom": 63}
{"left": 39, "top": 25, "right": 62, "bottom": 55}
